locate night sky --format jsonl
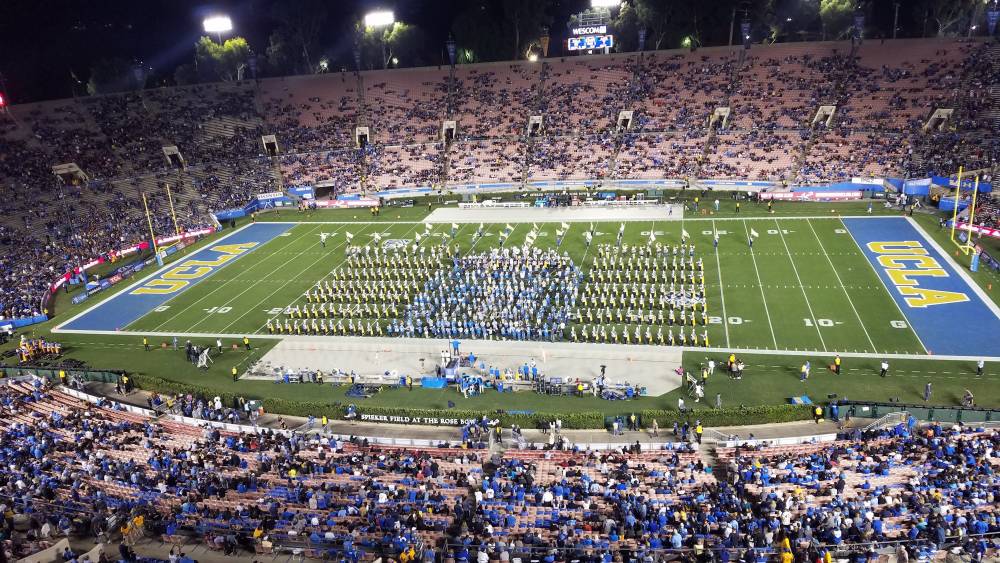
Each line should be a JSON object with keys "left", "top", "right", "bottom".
{"left": 0, "top": 0, "right": 913, "bottom": 104}
{"left": 0, "top": 0, "right": 584, "bottom": 103}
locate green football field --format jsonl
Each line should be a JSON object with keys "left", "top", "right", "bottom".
{"left": 91, "top": 215, "right": 929, "bottom": 356}
{"left": 15, "top": 200, "right": 1000, "bottom": 419}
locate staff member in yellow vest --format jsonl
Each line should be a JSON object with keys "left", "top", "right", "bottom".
{"left": 232, "top": 366, "right": 239, "bottom": 382}
{"left": 833, "top": 354, "right": 841, "bottom": 375}
{"left": 243, "top": 336, "right": 251, "bottom": 351}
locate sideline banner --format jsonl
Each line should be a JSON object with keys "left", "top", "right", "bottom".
{"left": 759, "top": 191, "right": 862, "bottom": 201}
{"left": 952, "top": 222, "right": 1000, "bottom": 240}
{"left": 313, "top": 198, "right": 379, "bottom": 209}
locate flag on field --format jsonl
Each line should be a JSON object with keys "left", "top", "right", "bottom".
{"left": 451, "top": 223, "right": 459, "bottom": 230}
{"left": 561, "top": 222, "right": 570, "bottom": 230}
{"left": 556, "top": 229, "right": 565, "bottom": 238}
{"left": 345, "top": 232, "right": 354, "bottom": 241}
{"left": 681, "top": 228, "right": 690, "bottom": 240}
{"left": 505, "top": 223, "right": 514, "bottom": 233}
{"left": 649, "top": 231, "right": 656, "bottom": 244}
{"left": 372, "top": 233, "right": 382, "bottom": 242}
{"left": 750, "top": 228, "right": 760, "bottom": 238}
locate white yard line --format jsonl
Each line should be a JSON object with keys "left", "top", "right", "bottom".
{"left": 806, "top": 219, "right": 877, "bottom": 353}
{"left": 254, "top": 221, "right": 444, "bottom": 333}
{"left": 233, "top": 223, "right": 383, "bottom": 334}
{"left": 712, "top": 220, "right": 731, "bottom": 348}
{"left": 773, "top": 219, "right": 827, "bottom": 351}
{"left": 741, "top": 220, "right": 778, "bottom": 349}
{"left": 184, "top": 224, "right": 336, "bottom": 332}
{"left": 148, "top": 224, "right": 325, "bottom": 332}
{"left": 840, "top": 218, "right": 929, "bottom": 354}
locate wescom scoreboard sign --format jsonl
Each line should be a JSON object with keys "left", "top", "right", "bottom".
{"left": 568, "top": 24, "right": 614, "bottom": 51}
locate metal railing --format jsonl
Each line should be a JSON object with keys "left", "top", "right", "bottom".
{"left": 1, "top": 365, "right": 123, "bottom": 384}
{"left": 862, "top": 410, "right": 909, "bottom": 432}
{"left": 844, "top": 401, "right": 999, "bottom": 424}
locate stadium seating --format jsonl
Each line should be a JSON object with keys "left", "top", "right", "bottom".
{"left": 1, "top": 377, "right": 997, "bottom": 562}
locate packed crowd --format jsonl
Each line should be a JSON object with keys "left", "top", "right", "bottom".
{"left": 0, "top": 376, "right": 996, "bottom": 562}
{"left": 0, "top": 38, "right": 995, "bottom": 322}
{"left": 972, "top": 193, "right": 999, "bottom": 229}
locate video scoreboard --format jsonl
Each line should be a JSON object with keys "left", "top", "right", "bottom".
{"left": 567, "top": 24, "right": 614, "bottom": 52}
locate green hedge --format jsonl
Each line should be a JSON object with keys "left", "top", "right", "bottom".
{"left": 127, "top": 373, "right": 814, "bottom": 429}
{"left": 638, "top": 404, "right": 815, "bottom": 427}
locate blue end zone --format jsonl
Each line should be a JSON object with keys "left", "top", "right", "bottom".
{"left": 60, "top": 223, "right": 293, "bottom": 332}
{"left": 843, "top": 217, "right": 1000, "bottom": 356}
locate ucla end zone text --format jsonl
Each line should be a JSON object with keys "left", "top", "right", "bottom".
{"left": 844, "top": 217, "right": 1000, "bottom": 356}
{"left": 56, "top": 223, "right": 292, "bottom": 332}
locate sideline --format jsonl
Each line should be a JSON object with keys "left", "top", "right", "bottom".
{"left": 45, "top": 332, "right": 1000, "bottom": 362}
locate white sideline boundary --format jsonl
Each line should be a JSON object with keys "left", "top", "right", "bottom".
{"left": 232, "top": 215, "right": 880, "bottom": 225}
{"left": 425, "top": 204, "right": 684, "bottom": 224}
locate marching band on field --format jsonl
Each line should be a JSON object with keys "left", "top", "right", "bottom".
{"left": 268, "top": 236, "right": 709, "bottom": 347}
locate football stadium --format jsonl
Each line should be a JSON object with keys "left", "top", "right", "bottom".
{"left": 1, "top": 1, "right": 1000, "bottom": 561}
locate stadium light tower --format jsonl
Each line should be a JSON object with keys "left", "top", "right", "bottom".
{"left": 203, "top": 15, "right": 233, "bottom": 44}
{"left": 364, "top": 10, "right": 395, "bottom": 27}
{"left": 364, "top": 10, "right": 396, "bottom": 69}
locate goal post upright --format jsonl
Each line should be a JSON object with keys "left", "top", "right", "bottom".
{"left": 964, "top": 175, "right": 979, "bottom": 255}
{"left": 949, "top": 166, "right": 963, "bottom": 245}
